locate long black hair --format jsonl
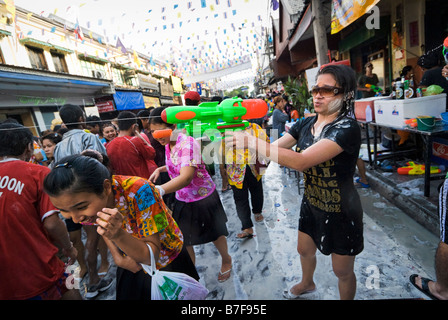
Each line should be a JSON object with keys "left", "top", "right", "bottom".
{"left": 312, "top": 64, "right": 358, "bottom": 139}
{"left": 43, "top": 154, "right": 111, "bottom": 197}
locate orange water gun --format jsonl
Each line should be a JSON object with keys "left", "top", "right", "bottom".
{"left": 397, "top": 161, "right": 440, "bottom": 175}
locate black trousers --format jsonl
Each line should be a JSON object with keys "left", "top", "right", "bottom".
{"left": 231, "top": 165, "right": 264, "bottom": 231}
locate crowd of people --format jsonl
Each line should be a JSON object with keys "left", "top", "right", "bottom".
{"left": 1, "top": 62, "right": 448, "bottom": 301}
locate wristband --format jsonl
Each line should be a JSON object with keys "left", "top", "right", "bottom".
{"left": 155, "top": 185, "right": 165, "bottom": 197}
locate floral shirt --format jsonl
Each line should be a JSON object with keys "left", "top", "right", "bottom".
{"left": 165, "top": 133, "right": 215, "bottom": 203}
{"left": 222, "top": 123, "right": 270, "bottom": 189}
{"left": 112, "top": 175, "right": 183, "bottom": 269}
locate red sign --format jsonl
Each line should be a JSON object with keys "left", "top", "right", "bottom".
{"left": 433, "top": 141, "right": 448, "bottom": 160}
{"left": 96, "top": 100, "right": 115, "bottom": 113}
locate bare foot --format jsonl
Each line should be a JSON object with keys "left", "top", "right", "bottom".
{"left": 290, "top": 281, "right": 316, "bottom": 296}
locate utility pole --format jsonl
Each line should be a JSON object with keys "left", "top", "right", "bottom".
{"left": 312, "top": 0, "right": 329, "bottom": 67}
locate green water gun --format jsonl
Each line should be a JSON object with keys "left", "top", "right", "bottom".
{"left": 161, "top": 97, "right": 268, "bottom": 141}
{"left": 365, "top": 84, "right": 383, "bottom": 93}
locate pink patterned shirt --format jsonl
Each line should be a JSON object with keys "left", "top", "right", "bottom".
{"left": 165, "top": 133, "right": 215, "bottom": 203}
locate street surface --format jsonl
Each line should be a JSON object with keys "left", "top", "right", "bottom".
{"left": 76, "top": 162, "right": 438, "bottom": 300}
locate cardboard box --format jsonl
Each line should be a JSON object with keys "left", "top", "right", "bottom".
{"left": 374, "top": 94, "right": 447, "bottom": 127}
{"left": 354, "top": 97, "right": 388, "bottom": 121}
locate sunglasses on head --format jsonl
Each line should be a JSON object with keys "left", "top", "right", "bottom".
{"left": 310, "top": 85, "right": 343, "bottom": 97}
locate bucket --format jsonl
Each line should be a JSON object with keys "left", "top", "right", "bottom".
{"left": 441, "top": 112, "right": 448, "bottom": 124}
{"left": 417, "top": 116, "right": 435, "bottom": 131}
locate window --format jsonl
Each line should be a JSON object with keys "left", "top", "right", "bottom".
{"left": 26, "top": 46, "right": 48, "bottom": 70}
{"left": 79, "top": 59, "right": 106, "bottom": 78}
{"left": 111, "top": 67, "right": 126, "bottom": 85}
{"left": 51, "top": 51, "right": 68, "bottom": 73}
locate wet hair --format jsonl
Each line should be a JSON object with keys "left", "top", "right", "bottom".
{"left": 0, "top": 123, "right": 33, "bottom": 157}
{"left": 43, "top": 154, "right": 112, "bottom": 197}
{"left": 42, "top": 132, "right": 62, "bottom": 145}
{"left": 59, "top": 104, "right": 84, "bottom": 129}
{"left": 117, "top": 111, "right": 137, "bottom": 131}
{"left": 149, "top": 106, "right": 175, "bottom": 128}
{"left": 317, "top": 64, "right": 357, "bottom": 118}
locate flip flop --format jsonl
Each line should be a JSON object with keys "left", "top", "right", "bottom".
{"left": 355, "top": 178, "right": 370, "bottom": 188}
{"left": 282, "top": 287, "right": 316, "bottom": 299}
{"left": 218, "top": 267, "right": 232, "bottom": 283}
{"left": 254, "top": 213, "right": 264, "bottom": 222}
{"left": 409, "top": 274, "right": 439, "bottom": 300}
{"left": 236, "top": 231, "right": 254, "bottom": 239}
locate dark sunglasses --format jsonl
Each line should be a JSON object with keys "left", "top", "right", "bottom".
{"left": 310, "top": 85, "right": 343, "bottom": 97}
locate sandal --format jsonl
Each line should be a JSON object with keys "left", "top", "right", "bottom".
{"left": 254, "top": 213, "right": 264, "bottom": 222}
{"left": 409, "top": 274, "right": 439, "bottom": 300}
{"left": 218, "top": 267, "right": 232, "bottom": 283}
{"left": 282, "top": 287, "right": 316, "bottom": 299}
{"left": 355, "top": 177, "right": 370, "bottom": 188}
{"left": 236, "top": 231, "right": 254, "bottom": 239}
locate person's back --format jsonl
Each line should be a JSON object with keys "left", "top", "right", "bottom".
{"left": 0, "top": 123, "right": 66, "bottom": 299}
{"left": 0, "top": 160, "right": 64, "bottom": 299}
{"left": 420, "top": 67, "right": 448, "bottom": 94}
{"left": 272, "top": 108, "right": 288, "bottom": 134}
{"left": 107, "top": 136, "right": 157, "bottom": 178}
{"left": 106, "top": 111, "right": 157, "bottom": 179}
{"left": 53, "top": 104, "right": 106, "bottom": 163}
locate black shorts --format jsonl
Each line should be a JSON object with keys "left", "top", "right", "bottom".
{"left": 298, "top": 198, "right": 364, "bottom": 256}
{"left": 438, "top": 179, "right": 448, "bottom": 244}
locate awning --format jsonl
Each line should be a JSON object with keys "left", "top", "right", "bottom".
{"left": 0, "top": 67, "right": 114, "bottom": 107}
{"left": 288, "top": 4, "right": 313, "bottom": 50}
{"left": 113, "top": 90, "right": 146, "bottom": 110}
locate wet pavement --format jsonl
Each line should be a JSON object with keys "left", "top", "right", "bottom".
{"left": 74, "top": 162, "right": 439, "bottom": 300}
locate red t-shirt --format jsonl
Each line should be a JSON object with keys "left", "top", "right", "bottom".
{"left": 106, "top": 135, "right": 158, "bottom": 179}
{"left": 0, "top": 159, "right": 65, "bottom": 300}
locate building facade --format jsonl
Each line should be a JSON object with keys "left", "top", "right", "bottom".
{"left": 0, "top": 2, "right": 181, "bottom": 135}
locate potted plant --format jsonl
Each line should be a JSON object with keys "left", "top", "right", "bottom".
{"left": 283, "top": 76, "right": 314, "bottom": 117}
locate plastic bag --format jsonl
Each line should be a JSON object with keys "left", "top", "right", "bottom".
{"left": 423, "top": 85, "right": 444, "bottom": 96}
{"left": 141, "top": 244, "right": 209, "bottom": 300}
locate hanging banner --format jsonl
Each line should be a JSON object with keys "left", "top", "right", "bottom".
{"left": 330, "top": 0, "right": 380, "bottom": 34}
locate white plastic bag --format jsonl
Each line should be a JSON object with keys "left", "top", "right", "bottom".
{"left": 141, "top": 244, "right": 209, "bottom": 300}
